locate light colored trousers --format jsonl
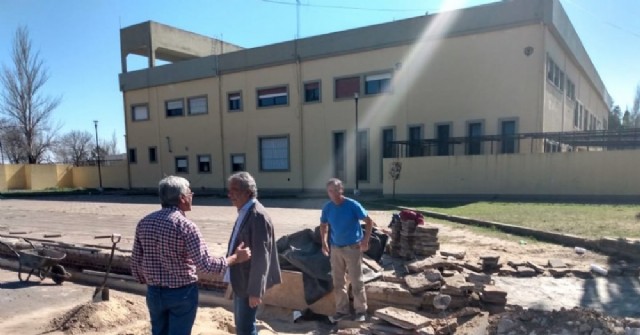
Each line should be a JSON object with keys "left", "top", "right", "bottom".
{"left": 330, "top": 244, "right": 367, "bottom": 315}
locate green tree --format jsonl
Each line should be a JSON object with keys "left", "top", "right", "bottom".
{"left": 608, "top": 105, "right": 622, "bottom": 130}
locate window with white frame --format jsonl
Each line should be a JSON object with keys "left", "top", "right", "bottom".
{"left": 197, "top": 155, "right": 211, "bottom": 173}
{"left": 175, "top": 156, "right": 188, "bottom": 174}
{"left": 228, "top": 92, "right": 242, "bottom": 111}
{"left": 166, "top": 99, "right": 184, "bottom": 117}
{"left": 257, "top": 86, "right": 288, "bottom": 107}
{"left": 365, "top": 72, "right": 392, "bottom": 95}
{"left": 231, "top": 154, "right": 245, "bottom": 172}
{"left": 259, "top": 136, "right": 289, "bottom": 171}
{"left": 188, "top": 96, "right": 207, "bottom": 115}
{"left": 132, "top": 104, "right": 149, "bottom": 121}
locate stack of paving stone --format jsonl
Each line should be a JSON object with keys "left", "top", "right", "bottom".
{"left": 390, "top": 217, "right": 440, "bottom": 259}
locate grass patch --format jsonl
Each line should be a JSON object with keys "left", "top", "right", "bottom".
{"left": 369, "top": 199, "right": 640, "bottom": 239}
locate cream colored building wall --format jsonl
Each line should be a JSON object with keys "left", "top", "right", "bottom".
{"left": 383, "top": 151, "right": 640, "bottom": 196}
{"left": 220, "top": 64, "right": 303, "bottom": 190}
{"left": 57, "top": 165, "right": 74, "bottom": 188}
{"left": 543, "top": 30, "right": 608, "bottom": 132}
{"left": 121, "top": 23, "right": 608, "bottom": 193}
{"left": 300, "top": 24, "right": 545, "bottom": 191}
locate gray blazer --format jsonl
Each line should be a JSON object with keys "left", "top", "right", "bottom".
{"left": 228, "top": 200, "right": 282, "bottom": 298}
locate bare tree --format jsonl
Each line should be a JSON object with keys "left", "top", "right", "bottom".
{"left": 0, "top": 126, "right": 27, "bottom": 163}
{"left": 100, "top": 130, "right": 119, "bottom": 156}
{"left": 53, "top": 130, "right": 93, "bottom": 165}
{"left": 0, "top": 26, "right": 60, "bottom": 164}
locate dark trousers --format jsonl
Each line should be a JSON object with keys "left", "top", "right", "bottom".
{"left": 233, "top": 295, "right": 258, "bottom": 335}
{"left": 146, "top": 283, "right": 198, "bottom": 335}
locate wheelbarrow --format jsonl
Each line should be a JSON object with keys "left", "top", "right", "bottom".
{"left": 0, "top": 238, "right": 70, "bottom": 284}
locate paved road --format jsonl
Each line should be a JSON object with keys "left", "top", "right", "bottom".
{"left": 0, "top": 195, "right": 392, "bottom": 255}
{"left": 2, "top": 195, "right": 640, "bottom": 320}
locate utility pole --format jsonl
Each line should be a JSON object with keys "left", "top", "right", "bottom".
{"left": 93, "top": 120, "right": 103, "bottom": 190}
{"left": 354, "top": 93, "right": 359, "bottom": 196}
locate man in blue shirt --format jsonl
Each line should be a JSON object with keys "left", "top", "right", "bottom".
{"left": 320, "top": 178, "right": 376, "bottom": 323}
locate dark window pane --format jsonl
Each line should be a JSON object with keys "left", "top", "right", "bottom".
{"left": 129, "top": 148, "right": 137, "bottom": 163}
{"left": 467, "top": 123, "right": 482, "bottom": 155}
{"left": 501, "top": 121, "right": 516, "bottom": 154}
{"left": 148, "top": 147, "right": 157, "bottom": 163}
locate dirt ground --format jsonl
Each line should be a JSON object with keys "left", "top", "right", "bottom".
{"left": 1, "top": 196, "right": 640, "bottom": 334}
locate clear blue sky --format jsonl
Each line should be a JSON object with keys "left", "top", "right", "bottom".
{"left": 1, "top": 0, "right": 639, "bottom": 153}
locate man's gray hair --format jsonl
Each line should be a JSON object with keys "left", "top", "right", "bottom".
{"left": 326, "top": 178, "right": 343, "bottom": 188}
{"left": 228, "top": 172, "right": 258, "bottom": 198}
{"left": 159, "top": 176, "right": 190, "bottom": 207}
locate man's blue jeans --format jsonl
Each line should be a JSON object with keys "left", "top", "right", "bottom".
{"left": 233, "top": 295, "right": 258, "bottom": 335}
{"left": 146, "top": 283, "right": 198, "bottom": 335}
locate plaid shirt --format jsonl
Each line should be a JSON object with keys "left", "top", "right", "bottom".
{"left": 131, "top": 206, "right": 227, "bottom": 288}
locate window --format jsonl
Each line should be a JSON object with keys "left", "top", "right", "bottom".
{"left": 357, "top": 130, "right": 369, "bottom": 181}
{"left": 407, "top": 126, "right": 423, "bottom": 157}
{"left": 546, "top": 55, "right": 564, "bottom": 92}
{"left": 128, "top": 148, "right": 137, "bottom": 163}
{"left": 382, "top": 128, "right": 395, "bottom": 159}
{"left": 381, "top": 128, "right": 395, "bottom": 182}
{"left": 436, "top": 124, "right": 451, "bottom": 156}
{"left": 148, "top": 147, "right": 157, "bottom": 163}
{"left": 166, "top": 99, "right": 184, "bottom": 117}
{"left": 259, "top": 136, "right": 289, "bottom": 171}
{"left": 333, "top": 132, "right": 346, "bottom": 181}
{"left": 584, "top": 110, "right": 589, "bottom": 131}
{"left": 228, "top": 92, "right": 242, "bottom": 111}
{"left": 175, "top": 157, "right": 188, "bottom": 174}
{"left": 500, "top": 120, "right": 517, "bottom": 154}
{"left": 304, "top": 81, "right": 320, "bottom": 103}
{"left": 566, "top": 78, "right": 576, "bottom": 100}
{"left": 197, "top": 155, "right": 211, "bottom": 173}
{"left": 578, "top": 105, "right": 583, "bottom": 129}
{"left": 132, "top": 104, "right": 149, "bottom": 121}
{"left": 365, "top": 73, "right": 391, "bottom": 95}
{"left": 574, "top": 102, "right": 581, "bottom": 128}
{"left": 467, "top": 122, "right": 483, "bottom": 155}
{"left": 231, "top": 154, "right": 245, "bottom": 172}
{"left": 188, "top": 96, "right": 207, "bottom": 115}
{"left": 335, "top": 76, "right": 360, "bottom": 99}
{"left": 257, "top": 86, "right": 288, "bottom": 107}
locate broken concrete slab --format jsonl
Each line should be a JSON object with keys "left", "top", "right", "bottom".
{"left": 548, "top": 258, "right": 567, "bottom": 268}
{"left": 374, "top": 307, "right": 431, "bottom": 330}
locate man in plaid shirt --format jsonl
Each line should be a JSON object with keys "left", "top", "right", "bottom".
{"left": 131, "top": 175, "right": 251, "bottom": 335}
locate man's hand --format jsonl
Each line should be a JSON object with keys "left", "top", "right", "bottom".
{"left": 249, "top": 296, "right": 262, "bottom": 308}
{"left": 321, "top": 243, "right": 330, "bottom": 257}
{"left": 234, "top": 242, "right": 251, "bottom": 263}
{"left": 359, "top": 239, "right": 369, "bottom": 252}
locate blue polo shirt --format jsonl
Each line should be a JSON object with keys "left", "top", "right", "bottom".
{"left": 320, "top": 197, "right": 367, "bottom": 247}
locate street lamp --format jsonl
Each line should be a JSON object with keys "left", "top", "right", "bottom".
{"left": 354, "top": 92, "right": 359, "bottom": 196}
{"left": 93, "top": 120, "right": 103, "bottom": 190}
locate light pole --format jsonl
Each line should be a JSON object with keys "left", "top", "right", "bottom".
{"left": 93, "top": 120, "right": 103, "bottom": 190}
{"left": 354, "top": 92, "right": 359, "bottom": 196}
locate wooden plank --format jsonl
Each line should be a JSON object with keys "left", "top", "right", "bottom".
{"left": 262, "top": 270, "right": 335, "bottom": 316}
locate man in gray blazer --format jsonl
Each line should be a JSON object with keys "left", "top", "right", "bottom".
{"left": 225, "top": 172, "right": 281, "bottom": 335}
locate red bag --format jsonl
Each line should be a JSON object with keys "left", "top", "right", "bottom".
{"left": 399, "top": 210, "right": 424, "bottom": 225}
